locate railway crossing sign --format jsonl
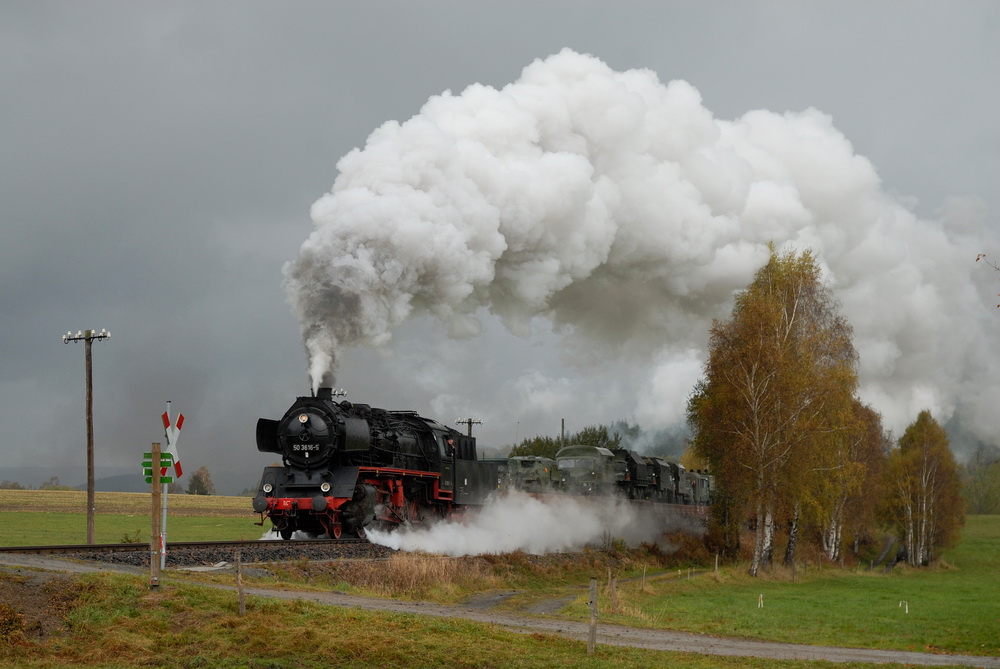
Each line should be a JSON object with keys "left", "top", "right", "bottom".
{"left": 153, "top": 401, "right": 184, "bottom": 574}
{"left": 161, "top": 401, "right": 184, "bottom": 478}
{"left": 143, "top": 452, "right": 174, "bottom": 484}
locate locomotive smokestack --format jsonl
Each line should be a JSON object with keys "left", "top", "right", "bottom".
{"left": 317, "top": 387, "right": 333, "bottom": 401}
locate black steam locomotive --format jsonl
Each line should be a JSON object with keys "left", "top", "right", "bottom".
{"left": 253, "top": 388, "right": 497, "bottom": 539}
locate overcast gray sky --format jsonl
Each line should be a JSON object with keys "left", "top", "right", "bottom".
{"left": 3, "top": 2, "right": 997, "bottom": 493}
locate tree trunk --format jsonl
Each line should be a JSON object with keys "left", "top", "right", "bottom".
{"left": 904, "top": 501, "right": 915, "bottom": 566}
{"left": 762, "top": 504, "right": 775, "bottom": 569}
{"left": 783, "top": 503, "right": 799, "bottom": 567}
{"left": 823, "top": 497, "right": 846, "bottom": 562}
{"left": 749, "top": 498, "right": 763, "bottom": 577}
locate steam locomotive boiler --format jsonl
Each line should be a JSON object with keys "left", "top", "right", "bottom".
{"left": 253, "top": 388, "right": 498, "bottom": 539}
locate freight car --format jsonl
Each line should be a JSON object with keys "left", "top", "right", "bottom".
{"left": 554, "top": 444, "right": 620, "bottom": 494}
{"left": 551, "top": 444, "right": 713, "bottom": 505}
{"left": 504, "top": 455, "right": 558, "bottom": 492}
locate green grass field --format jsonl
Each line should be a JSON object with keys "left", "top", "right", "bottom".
{"left": 1, "top": 490, "right": 262, "bottom": 545}
{"left": 564, "top": 516, "right": 999, "bottom": 655}
{"left": 2, "top": 490, "right": 998, "bottom": 666}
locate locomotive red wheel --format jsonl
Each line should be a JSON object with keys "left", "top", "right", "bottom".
{"left": 330, "top": 524, "right": 342, "bottom": 539}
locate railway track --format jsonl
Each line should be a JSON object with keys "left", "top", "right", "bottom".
{"left": 0, "top": 538, "right": 392, "bottom": 568}
{"left": 0, "top": 538, "right": 365, "bottom": 555}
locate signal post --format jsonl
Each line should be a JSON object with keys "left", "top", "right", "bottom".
{"left": 144, "top": 400, "right": 182, "bottom": 584}
{"left": 158, "top": 402, "right": 184, "bottom": 570}
{"left": 149, "top": 442, "right": 162, "bottom": 590}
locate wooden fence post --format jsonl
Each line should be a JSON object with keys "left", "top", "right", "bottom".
{"left": 587, "top": 577, "right": 597, "bottom": 655}
{"left": 236, "top": 550, "right": 246, "bottom": 616}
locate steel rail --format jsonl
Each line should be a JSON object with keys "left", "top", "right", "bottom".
{"left": 0, "top": 538, "right": 367, "bottom": 555}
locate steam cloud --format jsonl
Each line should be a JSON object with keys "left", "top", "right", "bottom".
{"left": 285, "top": 48, "right": 998, "bottom": 441}
{"left": 365, "top": 490, "right": 674, "bottom": 556}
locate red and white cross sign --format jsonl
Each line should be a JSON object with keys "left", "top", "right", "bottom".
{"left": 161, "top": 401, "right": 184, "bottom": 478}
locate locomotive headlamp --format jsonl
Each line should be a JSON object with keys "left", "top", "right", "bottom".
{"left": 298, "top": 413, "right": 309, "bottom": 423}
{"left": 262, "top": 483, "right": 273, "bottom": 494}
{"left": 320, "top": 482, "right": 331, "bottom": 493}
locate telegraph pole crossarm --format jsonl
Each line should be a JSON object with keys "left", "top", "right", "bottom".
{"left": 455, "top": 418, "right": 482, "bottom": 437}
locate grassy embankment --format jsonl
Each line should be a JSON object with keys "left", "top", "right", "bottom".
{"left": 1, "top": 571, "right": 826, "bottom": 669}
{"left": 1, "top": 490, "right": 997, "bottom": 666}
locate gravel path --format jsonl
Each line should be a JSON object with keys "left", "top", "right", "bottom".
{"left": 3, "top": 553, "right": 998, "bottom": 667}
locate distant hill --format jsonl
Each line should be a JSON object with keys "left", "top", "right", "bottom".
{"left": 93, "top": 474, "right": 149, "bottom": 493}
{"left": 86, "top": 472, "right": 259, "bottom": 496}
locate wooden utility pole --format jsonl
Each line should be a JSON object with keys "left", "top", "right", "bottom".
{"left": 455, "top": 418, "right": 482, "bottom": 437}
{"left": 63, "top": 328, "right": 110, "bottom": 544}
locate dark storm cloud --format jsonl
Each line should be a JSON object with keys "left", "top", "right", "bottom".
{"left": 1, "top": 2, "right": 997, "bottom": 492}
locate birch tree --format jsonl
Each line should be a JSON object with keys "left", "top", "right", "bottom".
{"left": 688, "top": 247, "right": 858, "bottom": 576}
{"left": 888, "top": 411, "right": 964, "bottom": 566}
{"left": 813, "top": 400, "right": 889, "bottom": 562}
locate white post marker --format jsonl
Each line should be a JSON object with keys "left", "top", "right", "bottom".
{"left": 159, "top": 401, "right": 185, "bottom": 570}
